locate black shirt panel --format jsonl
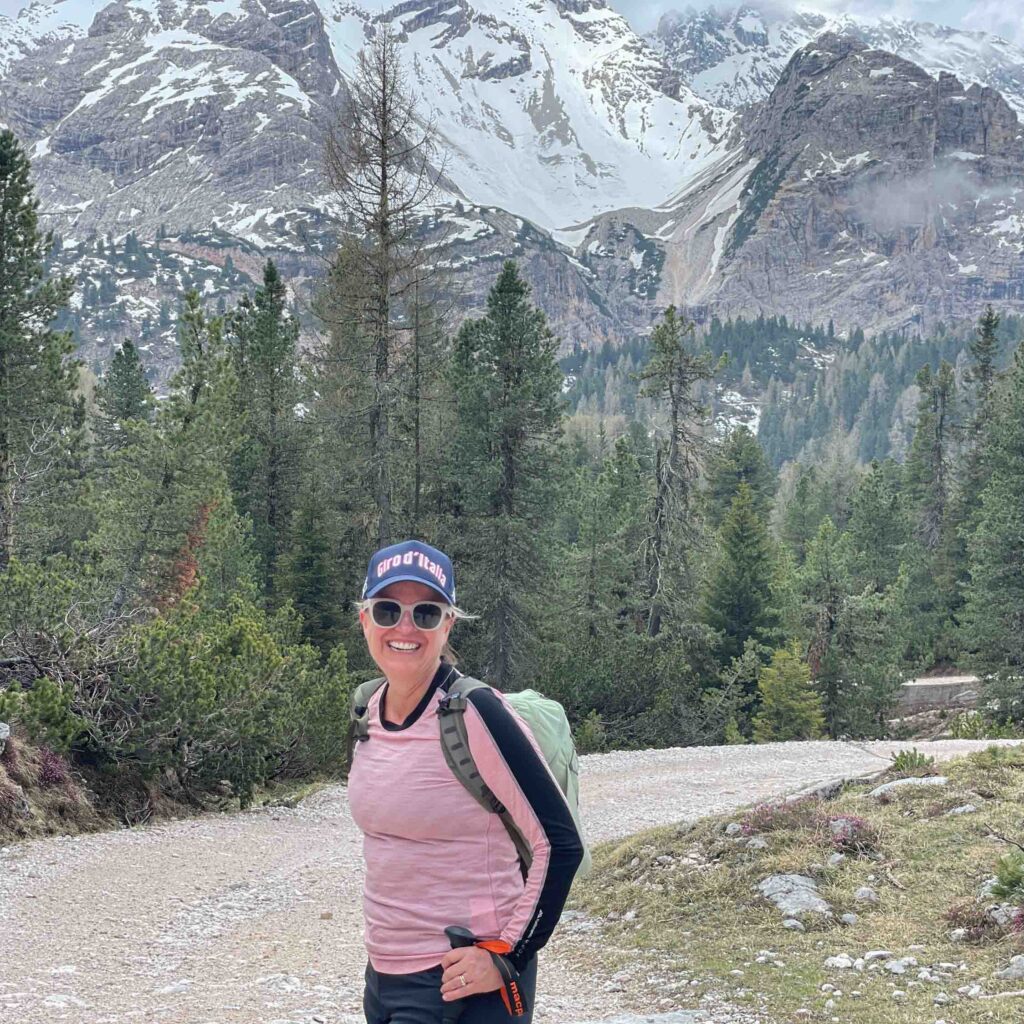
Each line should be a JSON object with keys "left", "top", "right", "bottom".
{"left": 379, "top": 660, "right": 458, "bottom": 731}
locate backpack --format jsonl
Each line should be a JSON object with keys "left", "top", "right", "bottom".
{"left": 350, "top": 673, "right": 592, "bottom": 880}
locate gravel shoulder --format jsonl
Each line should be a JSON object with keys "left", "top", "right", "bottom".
{"left": 0, "top": 739, "right": 1017, "bottom": 1024}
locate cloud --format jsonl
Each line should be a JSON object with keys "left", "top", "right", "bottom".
{"left": 611, "top": 1, "right": 1016, "bottom": 39}
{"left": 960, "top": 1, "right": 1024, "bottom": 45}
{"left": 848, "top": 161, "right": 1014, "bottom": 235}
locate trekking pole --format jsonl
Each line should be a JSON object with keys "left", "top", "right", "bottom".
{"left": 442, "top": 925, "right": 530, "bottom": 1020}
{"left": 442, "top": 926, "right": 477, "bottom": 1024}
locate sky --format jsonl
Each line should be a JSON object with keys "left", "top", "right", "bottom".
{"left": 614, "top": 0, "right": 1023, "bottom": 42}
{"left": 0, "top": 0, "right": 1020, "bottom": 45}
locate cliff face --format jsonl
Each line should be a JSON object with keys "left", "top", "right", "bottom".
{"left": 650, "top": 33, "right": 1024, "bottom": 333}
{"left": 0, "top": 0, "right": 343, "bottom": 249}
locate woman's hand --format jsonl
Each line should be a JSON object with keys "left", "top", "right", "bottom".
{"left": 439, "top": 945, "right": 502, "bottom": 1001}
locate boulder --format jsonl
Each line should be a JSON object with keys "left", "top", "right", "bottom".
{"left": 756, "top": 874, "right": 833, "bottom": 919}
{"left": 994, "top": 955, "right": 1024, "bottom": 981}
{"left": 944, "top": 803, "right": 978, "bottom": 816}
{"left": 0, "top": 721, "right": 9, "bottom": 758}
{"left": 868, "top": 777, "right": 948, "bottom": 797}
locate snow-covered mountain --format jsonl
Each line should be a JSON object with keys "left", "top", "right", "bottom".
{"left": 1, "top": 0, "right": 1024, "bottom": 371}
{"left": 0, "top": 0, "right": 733, "bottom": 241}
{"left": 651, "top": 4, "right": 1024, "bottom": 119}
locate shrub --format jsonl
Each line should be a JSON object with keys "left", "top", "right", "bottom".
{"left": 889, "top": 747, "right": 936, "bottom": 776}
{"left": 991, "top": 850, "right": 1024, "bottom": 904}
{"left": 574, "top": 709, "right": 607, "bottom": 754}
{"left": 739, "top": 797, "right": 882, "bottom": 854}
{"left": 824, "top": 814, "right": 881, "bottom": 854}
{"left": 37, "top": 748, "right": 69, "bottom": 787}
{"left": 949, "top": 711, "right": 1023, "bottom": 740}
{"left": 943, "top": 901, "right": 1005, "bottom": 943}
{"left": 740, "top": 796, "right": 823, "bottom": 835}
{"left": 106, "top": 590, "right": 351, "bottom": 806}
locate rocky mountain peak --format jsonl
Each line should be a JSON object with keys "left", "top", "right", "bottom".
{"left": 745, "top": 32, "right": 1024, "bottom": 174}
{"left": 649, "top": 29, "right": 1024, "bottom": 334}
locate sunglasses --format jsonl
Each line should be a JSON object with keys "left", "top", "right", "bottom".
{"left": 364, "top": 598, "right": 452, "bottom": 631}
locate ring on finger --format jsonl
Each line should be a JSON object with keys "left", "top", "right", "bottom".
{"left": 459, "top": 973, "right": 467, "bottom": 988}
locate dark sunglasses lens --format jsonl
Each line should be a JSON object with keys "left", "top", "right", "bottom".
{"left": 371, "top": 601, "right": 402, "bottom": 627}
{"left": 412, "top": 603, "right": 444, "bottom": 629}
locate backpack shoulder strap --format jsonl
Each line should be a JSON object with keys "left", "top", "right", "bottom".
{"left": 438, "top": 675, "right": 534, "bottom": 875}
{"left": 350, "top": 676, "right": 387, "bottom": 742}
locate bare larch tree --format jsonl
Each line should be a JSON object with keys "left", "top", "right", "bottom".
{"left": 323, "top": 26, "right": 446, "bottom": 548}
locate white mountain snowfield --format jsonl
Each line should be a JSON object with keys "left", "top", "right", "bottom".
{"left": 653, "top": 7, "right": 1024, "bottom": 119}
{"left": 3, "top": 0, "right": 1024, "bottom": 239}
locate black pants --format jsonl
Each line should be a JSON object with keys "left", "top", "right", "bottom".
{"left": 363, "top": 958, "right": 537, "bottom": 1024}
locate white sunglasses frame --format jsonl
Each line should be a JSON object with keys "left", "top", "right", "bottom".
{"left": 361, "top": 597, "right": 454, "bottom": 631}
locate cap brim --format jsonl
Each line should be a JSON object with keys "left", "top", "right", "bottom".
{"left": 363, "top": 575, "right": 451, "bottom": 603}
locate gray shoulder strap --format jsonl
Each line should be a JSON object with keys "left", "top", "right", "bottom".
{"left": 438, "top": 676, "right": 533, "bottom": 875}
{"left": 350, "top": 676, "right": 386, "bottom": 742}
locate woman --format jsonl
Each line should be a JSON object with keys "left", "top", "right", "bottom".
{"left": 348, "top": 539, "right": 584, "bottom": 1024}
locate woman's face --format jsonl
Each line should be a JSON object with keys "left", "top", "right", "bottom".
{"left": 359, "top": 579, "right": 455, "bottom": 682}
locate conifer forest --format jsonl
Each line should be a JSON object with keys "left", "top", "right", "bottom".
{"left": 1, "top": 32, "right": 1023, "bottom": 818}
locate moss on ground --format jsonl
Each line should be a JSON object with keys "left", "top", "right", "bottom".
{"left": 573, "top": 744, "right": 1024, "bottom": 1022}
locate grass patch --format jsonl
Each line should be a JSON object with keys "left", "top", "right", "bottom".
{"left": 0, "top": 733, "right": 104, "bottom": 842}
{"left": 572, "top": 744, "right": 1024, "bottom": 1022}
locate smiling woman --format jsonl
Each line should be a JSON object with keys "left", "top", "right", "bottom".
{"left": 347, "top": 539, "right": 584, "bottom": 1024}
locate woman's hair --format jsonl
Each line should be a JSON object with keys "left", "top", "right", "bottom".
{"left": 355, "top": 600, "right": 478, "bottom": 666}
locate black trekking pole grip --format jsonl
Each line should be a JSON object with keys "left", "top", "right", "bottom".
{"left": 442, "top": 926, "right": 477, "bottom": 1024}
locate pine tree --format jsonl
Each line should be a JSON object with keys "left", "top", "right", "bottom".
{"left": 0, "top": 129, "right": 77, "bottom": 569}
{"left": 962, "top": 341, "right": 1024, "bottom": 719}
{"left": 705, "top": 425, "right": 774, "bottom": 530}
{"left": 778, "top": 465, "right": 827, "bottom": 565}
{"left": 752, "top": 643, "right": 825, "bottom": 742}
{"left": 98, "top": 290, "right": 242, "bottom": 619}
{"left": 392, "top": 286, "right": 451, "bottom": 538}
{"left": 568, "top": 434, "right": 649, "bottom": 638}
{"left": 703, "top": 482, "right": 780, "bottom": 667}
{"left": 94, "top": 340, "right": 154, "bottom": 452}
{"left": 956, "top": 306, "right": 1002, "bottom": 550}
{"left": 634, "top": 306, "right": 718, "bottom": 637}
{"left": 444, "top": 261, "right": 564, "bottom": 688}
{"left": 322, "top": 28, "right": 444, "bottom": 547}
{"left": 228, "top": 260, "right": 302, "bottom": 598}
{"left": 906, "top": 361, "right": 958, "bottom": 550}
{"left": 845, "top": 459, "right": 908, "bottom": 592}
{"left": 903, "top": 359, "right": 962, "bottom": 667}
{"left": 800, "top": 517, "right": 903, "bottom": 736}
{"left": 278, "top": 488, "right": 344, "bottom": 655}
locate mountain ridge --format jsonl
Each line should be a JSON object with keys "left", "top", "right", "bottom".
{"left": 2, "top": 0, "right": 1024, "bottom": 375}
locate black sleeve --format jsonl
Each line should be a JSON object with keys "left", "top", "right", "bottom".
{"left": 465, "top": 687, "right": 584, "bottom": 972}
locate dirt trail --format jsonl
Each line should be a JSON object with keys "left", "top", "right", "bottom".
{"left": 0, "top": 738, "right": 1016, "bottom": 1024}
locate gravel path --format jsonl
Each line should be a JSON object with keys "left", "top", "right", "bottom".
{"left": 0, "top": 738, "right": 1017, "bottom": 1024}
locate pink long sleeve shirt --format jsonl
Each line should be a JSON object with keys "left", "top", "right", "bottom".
{"left": 348, "top": 666, "right": 583, "bottom": 975}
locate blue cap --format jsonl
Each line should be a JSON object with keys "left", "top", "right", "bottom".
{"left": 361, "top": 540, "right": 456, "bottom": 604}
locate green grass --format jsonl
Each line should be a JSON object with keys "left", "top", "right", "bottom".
{"left": 572, "top": 744, "right": 1024, "bottom": 1022}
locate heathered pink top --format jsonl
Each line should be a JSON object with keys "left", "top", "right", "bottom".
{"left": 348, "top": 665, "right": 583, "bottom": 975}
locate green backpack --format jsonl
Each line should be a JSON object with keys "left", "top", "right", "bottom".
{"left": 350, "top": 674, "right": 592, "bottom": 880}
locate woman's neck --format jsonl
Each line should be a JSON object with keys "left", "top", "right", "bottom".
{"left": 383, "top": 660, "right": 443, "bottom": 723}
